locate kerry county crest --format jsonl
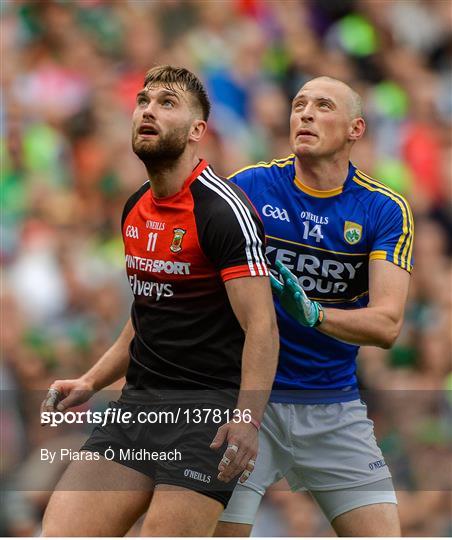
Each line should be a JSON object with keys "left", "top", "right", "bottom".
{"left": 170, "top": 228, "right": 186, "bottom": 253}
{"left": 344, "top": 221, "right": 362, "bottom": 245}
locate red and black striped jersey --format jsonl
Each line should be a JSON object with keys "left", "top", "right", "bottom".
{"left": 121, "top": 159, "right": 268, "bottom": 401}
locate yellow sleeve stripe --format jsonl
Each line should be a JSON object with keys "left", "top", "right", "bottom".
{"left": 227, "top": 155, "right": 295, "bottom": 179}
{"left": 369, "top": 250, "right": 387, "bottom": 261}
{"left": 405, "top": 201, "right": 415, "bottom": 274}
{"left": 356, "top": 170, "right": 414, "bottom": 271}
{"left": 354, "top": 171, "right": 414, "bottom": 272}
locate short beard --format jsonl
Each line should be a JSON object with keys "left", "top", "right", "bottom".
{"left": 132, "top": 126, "right": 189, "bottom": 170}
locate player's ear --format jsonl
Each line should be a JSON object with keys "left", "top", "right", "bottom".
{"left": 349, "top": 117, "right": 366, "bottom": 142}
{"left": 189, "top": 119, "right": 207, "bottom": 143}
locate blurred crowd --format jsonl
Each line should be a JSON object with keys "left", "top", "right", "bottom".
{"left": 1, "top": 0, "right": 451, "bottom": 536}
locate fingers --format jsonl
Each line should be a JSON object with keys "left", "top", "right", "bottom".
{"left": 40, "top": 387, "right": 62, "bottom": 426}
{"left": 294, "top": 291, "right": 303, "bottom": 307}
{"left": 239, "top": 457, "right": 256, "bottom": 484}
{"left": 40, "top": 381, "right": 92, "bottom": 420}
{"left": 218, "top": 443, "right": 238, "bottom": 470}
{"left": 210, "top": 424, "right": 228, "bottom": 449}
{"left": 56, "top": 391, "right": 82, "bottom": 412}
{"left": 275, "top": 260, "right": 298, "bottom": 288}
{"left": 41, "top": 387, "right": 61, "bottom": 413}
{"left": 217, "top": 442, "right": 255, "bottom": 483}
{"left": 217, "top": 443, "right": 240, "bottom": 481}
{"left": 270, "top": 274, "right": 284, "bottom": 297}
{"left": 212, "top": 424, "right": 258, "bottom": 483}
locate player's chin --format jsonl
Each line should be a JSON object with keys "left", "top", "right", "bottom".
{"left": 292, "top": 143, "right": 319, "bottom": 158}
{"left": 133, "top": 139, "right": 158, "bottom": 154}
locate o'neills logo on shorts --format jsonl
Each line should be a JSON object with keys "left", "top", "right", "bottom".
{"left": 184, "top": 468, "right": 211, "bottom": 483}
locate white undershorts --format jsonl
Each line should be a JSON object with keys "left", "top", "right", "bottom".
{"left": 221, "top": 400, "right": 397, "bottom": 524}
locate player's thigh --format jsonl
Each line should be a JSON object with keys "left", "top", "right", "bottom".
{"left": 332, "top": 502, "right": 400, "bottom": 537}
{"left": 42, "top": 457, "right": 153, "bottom": 536}
{"left": 214, "top": 521, "right": 253, "bottom": 537}
{"left": 140, "top": 484, "right": 224, "bottom": 537}
{"left": 311, "top": 477, "right": 399, "bottom": 536}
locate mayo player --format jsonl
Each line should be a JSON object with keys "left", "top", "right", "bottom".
{"left": 41, "top": 66, "right": 278, "bottom": 537}
{"left": 216, "top": 76, "right": 414, "bottom": 537}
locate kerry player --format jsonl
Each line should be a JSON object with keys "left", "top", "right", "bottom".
{"left": 216, "top": 77, "right": 414, "bottom": 537}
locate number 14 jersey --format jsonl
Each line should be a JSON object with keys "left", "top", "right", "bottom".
{"left": 229, "top": 155, "right": 414, "bottom": 403}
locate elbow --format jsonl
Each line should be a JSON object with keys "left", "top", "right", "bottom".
{"left": 379, "top": 322, "right": 402, "bottom": 349}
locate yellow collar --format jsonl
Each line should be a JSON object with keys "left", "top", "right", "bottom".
{"left": 294, "top": 177, "right": 343, "bottom": 198}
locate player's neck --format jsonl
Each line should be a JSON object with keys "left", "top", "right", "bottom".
{"left": 294, "top": 155, "right": 350, "bottom": 191}
{"left": 144, "top": 153, "right": 201, "bottom": 198}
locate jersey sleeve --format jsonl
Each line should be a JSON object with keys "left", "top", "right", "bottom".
{"left": 199, "top": 183, "right": 268, "bottom": 282}
{"left": 370, "top": 196, "right": 414, "bottom": 273}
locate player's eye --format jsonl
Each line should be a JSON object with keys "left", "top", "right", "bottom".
{"left": 162, "top": 99, "right": 175, "bottom": 108}
{"left": 137, "top": 96, "right": 148, "bottom": 105}
{"left": 319, "top": 102, "right": 331, "bottom": 109}
{"left": 293, "top": 102, "right": 305, "bottom": 110}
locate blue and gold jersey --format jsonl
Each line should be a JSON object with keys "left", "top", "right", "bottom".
{"left": 229, "top": 155, "right": 414, "bottom": 403}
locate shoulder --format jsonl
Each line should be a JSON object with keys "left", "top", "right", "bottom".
{"left": 350, "top": 168, "right": 413, "bottom": 220}
{"left": 121, "top": 181, "right": 150, "bottom": 228}
{"left": 192, "top": 166, "right": 260, "bottom": 219}
{"left": 227, "top": 155, "right": 295, "bottom": 190}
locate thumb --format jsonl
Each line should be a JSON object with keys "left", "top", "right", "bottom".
{"left": 56, "top": 390, "right": 86, "bottom": 411}
{"left": 210, "top": 424, "right": 228, "bottom": 449}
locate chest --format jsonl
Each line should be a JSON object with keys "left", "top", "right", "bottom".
{"left": 257, "top": 188, "right": 369, "bottom": 254}
{"left": 122, "top": 195, "right": 211, "bottom": 284}
{"left": 250, "top": 184, "right": 370, "bottom": 301}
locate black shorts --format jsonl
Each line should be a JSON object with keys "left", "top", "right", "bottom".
{"left": 81, "top": 400, "right": 238, "bottom": 507}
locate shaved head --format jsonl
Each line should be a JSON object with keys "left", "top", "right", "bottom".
{"left": 290, "top": 75, "right": 366, "bottom": 160}
{"left": 302, "top": 77, "right": 363, "bottom": 119}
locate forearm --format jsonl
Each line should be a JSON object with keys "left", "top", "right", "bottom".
{"left": 235, "top": 320, "right": 279, "bottom": 423}
{"left": 82, "top": 319, "right": 134, "bottom": 390}
{"left": 319, "top": 306, "right": 401, "bottom": 349}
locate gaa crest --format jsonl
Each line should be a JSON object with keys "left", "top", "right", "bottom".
{"left": 170, "top": 228, "right": 186, "bottom": 253}
{"left": 344, "top": 221, "right": 362, "bottom": 245}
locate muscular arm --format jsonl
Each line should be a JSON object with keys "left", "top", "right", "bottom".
{"left": 319, "top": 260, "right": 410, "bottom": 349}
{"left": 225, "top": 276, "right": 279, "bottom": 422}
{"left": 82, "top": 318, "right": 134, "bottom": 390}
{"left": 210, "top": 275, "right": 278, "bottom": 482}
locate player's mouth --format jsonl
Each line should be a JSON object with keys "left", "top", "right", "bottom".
{"left": 296, "top": 129, "right": 317, "bottom": 139}
{"left": 138, "top": 124, "right": 160, "bottom": 138}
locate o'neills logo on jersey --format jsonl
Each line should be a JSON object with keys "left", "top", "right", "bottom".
{"left": 183, "top": 468, "right": 211, "bottom": 483}
{"left": 170, "top": 228, "right": 186, "bottom": 253}
{"left": 344, "top": 221, "right": 362, "bottom": 245}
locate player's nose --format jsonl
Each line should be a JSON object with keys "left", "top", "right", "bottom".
{"left": 301, "top": 104, "right": 315, "bottom": 122}
{"left": 142, "top": 101, "right": 158, "bottom": 120}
